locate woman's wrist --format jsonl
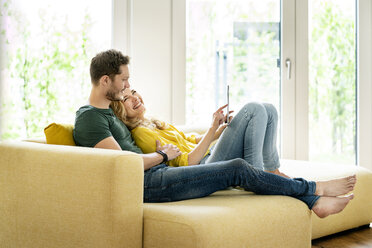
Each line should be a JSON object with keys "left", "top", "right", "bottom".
{"left": 195, "top": 135, "right": 203, "bottom": 144}
{"left": 209, "top": 124, "right": 219, "bottom": 133}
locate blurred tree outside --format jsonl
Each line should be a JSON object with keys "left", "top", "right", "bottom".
{"left": 309, "top": 0, "right": 356, "bottom": 164}
{"left": 0, "top": 0, "right": 111, "bottom": 140}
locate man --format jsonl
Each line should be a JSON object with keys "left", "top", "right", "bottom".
{"left": 73, "top": 49, "right": 181, "bottom": 170}
{"left": 73, "top": 49, "right": 355, "bottom": 218}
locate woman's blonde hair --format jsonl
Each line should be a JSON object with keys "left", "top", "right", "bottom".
{"left": 110, "top": 100, "right": 168, "bottom": 131}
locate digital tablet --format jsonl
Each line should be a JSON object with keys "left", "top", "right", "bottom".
{"left": 226, "top": 84, "right": 230, "bottom": 125}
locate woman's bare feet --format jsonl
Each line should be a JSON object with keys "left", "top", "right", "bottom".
{"left": 312, "top": 194, "right": 354, "bottom": 218}
{"left": 315, "top": 175, "right": 356, "bottom": 196}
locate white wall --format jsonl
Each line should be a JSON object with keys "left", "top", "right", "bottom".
{"left": 131, "top": 0, "right": 173, "bottom": 122}
{"left": 358, "top": 0, "right": 372, "bottom": 170}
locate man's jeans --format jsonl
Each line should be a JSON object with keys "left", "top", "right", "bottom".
{"left": 144, "top": 159, "right": 320, "bottom": 209}
{"left": 205, "top": 102, "right": 280, "bottom": 171}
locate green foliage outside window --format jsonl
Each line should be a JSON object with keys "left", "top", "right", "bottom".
{"left": 0, "top": 0, "right": 93, "bottom": 140}
{"left": 309, "top": 1, "right": 355, "bottom": 163}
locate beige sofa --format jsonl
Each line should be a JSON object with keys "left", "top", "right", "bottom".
{"left": 1, "top": 140, "right": 371, "bottom": 248}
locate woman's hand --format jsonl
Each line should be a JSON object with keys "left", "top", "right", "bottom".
{"left": 188, "top": 106, "right": 232, "bottom": 165}
{"left": 156, "top": 140, "right": 181, "bottom": 161}
{"left": 212, "top": 112, "right": 233, "bottom": 140}
{"left": 211, "top": 105, "right": 233, "bottom": 136}
{"left": 211, "top": 104, "right": 228, "bottom": 130}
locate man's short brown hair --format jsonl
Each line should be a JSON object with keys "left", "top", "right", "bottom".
{"left": 90, "top": 49, "right": 130, "bottom": 85}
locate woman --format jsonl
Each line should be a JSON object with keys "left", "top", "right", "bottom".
{"left": 110, "top": 88, "right": 356, "bottom": 218}
{"left": 113, "top": 89, "right": 283, "bottom": 175}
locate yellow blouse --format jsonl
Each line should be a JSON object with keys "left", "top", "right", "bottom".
{"left": 131, "top": 124, "right": 209, "bottom": 167}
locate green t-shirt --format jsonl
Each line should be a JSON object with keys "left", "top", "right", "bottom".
{"left": 73, "top": 105, "right": 143, "bottom": 154}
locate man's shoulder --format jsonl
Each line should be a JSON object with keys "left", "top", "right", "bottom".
{"left": 73, "top": 105, "right": 113, "bottom": 147}
{"left": 74, "top": 105, "right": 113, "bottom": 134}
{"left": 75, "top": 105, "right": 112, "bottom": 121}
{"left": 76, "top": 105, "right": 101, "bottom": 116}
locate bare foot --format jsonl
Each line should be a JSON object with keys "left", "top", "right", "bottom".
{"left": 315, "top": 175, "right": 356, "bottom": 196}
{"left": 312, "top": 194, "right": 354, "bottom": 218}
{"left": 266, "top": 169, "right": 291, "bottom": 179}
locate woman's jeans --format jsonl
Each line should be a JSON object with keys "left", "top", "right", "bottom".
{"left": 205, "top": 102, "right": 280, "bottom": 171}
{"left": 144, "top": 158, "right": 320, "bottom": 209}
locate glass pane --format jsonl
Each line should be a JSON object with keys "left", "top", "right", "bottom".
{"left": 186, "top": 0, "right": 281, "bottom": 127}
{"left": 309, "top": 0, "right": 356, "bottom": 164}
{"left": 0, "top": 0, "right": 111, "bottom": 140}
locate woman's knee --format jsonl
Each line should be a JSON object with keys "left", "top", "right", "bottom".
{"left": 225, "top": 158, "right": 250, "bottom": 171}
{"left": 263, "top": 103, "right": 278, "bottom": 121}
{"left": 243, "top": 102, "right": 267, "bottom": 116}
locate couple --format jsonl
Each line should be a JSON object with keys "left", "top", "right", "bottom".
{"left": 73, "top": 49, "right": 356, "bottom": 218}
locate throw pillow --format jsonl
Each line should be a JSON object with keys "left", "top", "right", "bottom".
{"left": 44, "top": 123, "right": 76, "bottom": 146}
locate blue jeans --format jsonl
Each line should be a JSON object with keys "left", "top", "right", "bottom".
{"left": 205, "top": 102, "right": 280, "bottom": 171}
{"left": 144, "top": 158, "right": 320, "bottom": 209}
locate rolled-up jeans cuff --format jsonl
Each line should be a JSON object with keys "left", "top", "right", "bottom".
{"left": 264, "top": 163, "right": 280, "bottom": 171}
{"left": 309, "top": 181, "right": 317, "bottom": 195}
{"left": 309, "top": 195, "right": 321, "bottom": 209}
{"left": 307, "top": 181, "right": 320, "bottom": 209}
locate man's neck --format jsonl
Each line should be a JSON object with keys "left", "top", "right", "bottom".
{"left": 89, "top": 87, "right": 111, "bottom": 109}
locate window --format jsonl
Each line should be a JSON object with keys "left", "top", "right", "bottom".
{"left": 0, "top": 0, "right": 112, "bottom": 140}
{"left": 308, "top": 0, "right": 356, "bottom": 164}
{"left": 186, "top": 0, "right": 281, "bottom": 127}
{"left": 183, "top": 0, "right": 362, "bottom": 165}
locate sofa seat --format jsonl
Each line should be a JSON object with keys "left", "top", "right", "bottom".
{"left": 143, "top": 160, "right": 372, "bottom": 248}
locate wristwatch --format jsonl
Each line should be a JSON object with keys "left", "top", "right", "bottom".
{"left": 156, "top": 150, "right": 168, "bottom": 164}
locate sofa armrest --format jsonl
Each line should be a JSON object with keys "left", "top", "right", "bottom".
{"left": 0, "top": 141, "right": 143, "bottom": 248}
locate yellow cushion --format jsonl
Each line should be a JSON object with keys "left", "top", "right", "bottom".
{"left": 44, "top": 123, "right": 76, "bottom": 146}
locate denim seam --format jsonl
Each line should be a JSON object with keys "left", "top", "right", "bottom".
{"left": 162, "top": 170, "right": 231, "bottom": 190}
{"left": 145, "top": 167, "right": 235, "bottom": 190}
{"left": 254, "top": 174, "right": 312, "bottom": 196}
{"left": 243, "top": 108, "right": 265, "bottom": 169}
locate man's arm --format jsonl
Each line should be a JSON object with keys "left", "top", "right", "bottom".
{"left": 94, "top": 137, "right": 180, "bottom": 170}
{"left": 94, "top": 136, "right": 123, "bottom": 150}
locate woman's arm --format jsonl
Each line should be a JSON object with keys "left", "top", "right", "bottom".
{"left": 187, "top": 105, "right": 227, "bottom": 165}
{"left": 194, "top": 112, "right": 233, "bottom": 144}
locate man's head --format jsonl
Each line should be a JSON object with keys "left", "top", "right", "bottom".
{"left": 90, "top": 49, "right": 131, "bottom": 101}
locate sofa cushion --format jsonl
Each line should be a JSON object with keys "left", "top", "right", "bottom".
{"left": 144, "top": 190, "right": 311, "bottom": 248}
{"left": 143, "top": 160, "right": 372, "bottom": 248}
{"left": 44, "top": 123, "right": 76, "bottom": 146}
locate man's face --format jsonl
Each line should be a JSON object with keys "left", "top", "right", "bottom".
{"left": 106, "top": 65, "right": 131, "bottom": 101}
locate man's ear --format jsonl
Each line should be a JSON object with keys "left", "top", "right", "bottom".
{"left": 99, "top": 75, "right": 110, "bottom": 87}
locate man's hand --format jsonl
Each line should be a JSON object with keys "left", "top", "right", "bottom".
{"left": 156, "top": 140, "right": 181, "bottom": 161}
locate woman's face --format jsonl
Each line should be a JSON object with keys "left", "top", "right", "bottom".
{"left": 122, "top": 88, "right": 145, "bottom": 118}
